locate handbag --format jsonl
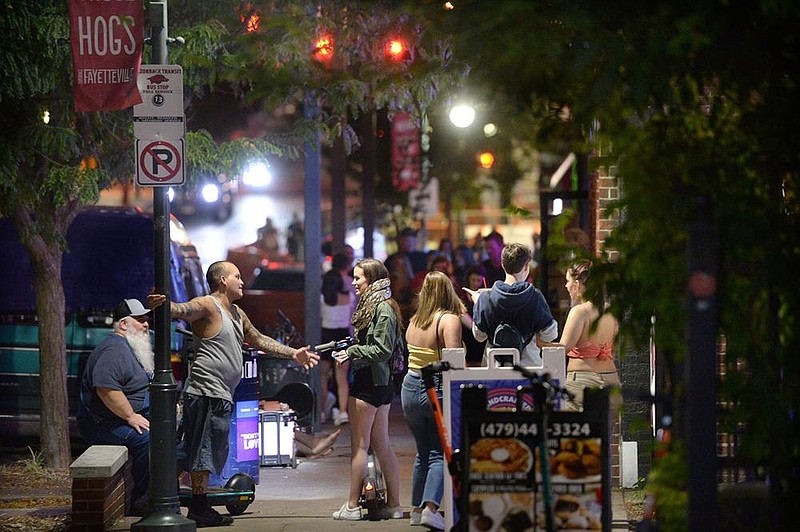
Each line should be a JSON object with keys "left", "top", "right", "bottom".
{"left": 389, "top": 322, "right": 409, "bottom": 379}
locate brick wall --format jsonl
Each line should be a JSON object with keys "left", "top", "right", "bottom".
{"left": 593, "top": 165, "right": 621, "bottom": 261}
{"left": 592, "top": 164, "right": 652, "bottom": 484}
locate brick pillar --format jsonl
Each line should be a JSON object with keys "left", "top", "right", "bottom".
{"left": 69, "top": 445, "right": 130, "bottom": 531}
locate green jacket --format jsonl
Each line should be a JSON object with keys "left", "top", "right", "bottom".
{"left": 346, "top": 301, "right": 397, "bottom": 386}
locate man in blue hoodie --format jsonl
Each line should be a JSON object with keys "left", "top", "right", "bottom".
{"left": 464, "top": 243, "right": 558, "bottom": 366}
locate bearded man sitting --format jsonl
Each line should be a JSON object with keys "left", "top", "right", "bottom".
{"left": 78, "top": 298, "right": 155, "bottom": 516}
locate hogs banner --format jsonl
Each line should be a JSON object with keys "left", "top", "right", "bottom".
{"left": 391, "top": 112, "right": 421, "bottom": 192}
{"left": 69, "top": 0, "right": 144, "bottom": 112}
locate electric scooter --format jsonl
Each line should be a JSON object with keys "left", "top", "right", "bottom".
{"left": 359, "top": 449, "right": 388, "bottom": 521}
{"left": 177, "top": 473, "right": 256, "bottom": 516}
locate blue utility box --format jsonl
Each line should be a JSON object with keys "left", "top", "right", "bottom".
{"left": 209, "top": 347, "right": 261, "bottom": 486}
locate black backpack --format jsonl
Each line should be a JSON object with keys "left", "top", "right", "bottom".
{"left": 389, "top": 329, "right": 409, "bottom": 379}
{"left": 491, "top": 322, "right": 530, "bottom": 356}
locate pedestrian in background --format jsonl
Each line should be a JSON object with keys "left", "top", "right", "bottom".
{"left": 412, "top": 252, "right": 457, "bottom": 294}
{"left": 460, "top": 264, "right": 488, "bottom": 367}
{"left": 320, "top": 251, "right": 354, "bottom": 426}
{"left": 403, "top": 271, "right": 465, "bottom": 529}
{"left": 331, "top": 258, "right": 402, "bottom": 521}
{"left": 148, "top": 261, "right": 318, "bottom": 528}
{"left": 479, "top": 231, "right": 506, "bottom": 287}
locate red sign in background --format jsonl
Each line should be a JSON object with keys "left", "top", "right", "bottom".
{"left": 69, "top": 0, "right": 144, "bottom": 112}
{"left": 391, "top": 112, "right": 421, "bottom": 192}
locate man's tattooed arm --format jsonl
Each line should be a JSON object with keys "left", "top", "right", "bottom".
{"left": 170, "top": 297, "right": 211, "bottom": 322}
{"left": 241, "top": 312, "right": 295, "bottom": 359}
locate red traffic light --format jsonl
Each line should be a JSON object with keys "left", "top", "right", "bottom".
{"left": 243, "top": 13, "right": 260, "bottom": 33}
{"left": 478, "top": 151, "right": 495, "bottom": 169}
{"left": 385, "top": 38, "right": 410, "bottom": 62}
{"left": 313, "top": 35, "right": 334, "bottom": 62}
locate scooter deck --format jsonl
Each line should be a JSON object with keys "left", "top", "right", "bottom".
{"left": 178, "top": 487, "right": 254, "bottom": 505}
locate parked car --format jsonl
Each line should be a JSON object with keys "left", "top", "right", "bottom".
{"left": 0, "top": 207, "right": 208, "bottom": 437}
{"left": 168, "top": 171, "right": 235, "bottom": 221}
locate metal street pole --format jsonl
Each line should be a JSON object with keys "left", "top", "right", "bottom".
{"left": 360, "top": 110, "right": 376, "bottom": 258}
{"left": 303, "top": 93, "right": 322, "bottom": 430}
{"left": 686, "top": 196, "right": 718, "bottom": 531}
{"left": 132, "top": 1, "right": 194, "bottom": 530}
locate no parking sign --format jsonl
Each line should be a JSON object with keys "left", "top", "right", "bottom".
{"left": 136, "top": 139, "right": 185, "bottom": 186}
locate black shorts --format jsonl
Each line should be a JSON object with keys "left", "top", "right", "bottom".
{"left": 181, "top": 393, "right": 233, "bottom": 475}
{"left": 350, "top": 366, "right": 393, "bottom": 407}
{"left": 320, "top": 327, "right": 350, "bottom": 361}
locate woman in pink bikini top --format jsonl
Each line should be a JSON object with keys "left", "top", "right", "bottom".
{"left": 557, "top": 260, "right": 619, "bottom": 373}
{"left": 540, "top": 260, "right": 620, "bottom": 411}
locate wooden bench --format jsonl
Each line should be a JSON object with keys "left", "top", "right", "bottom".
{"left": 69, "top": 445, "right": 132, "bottom": 531}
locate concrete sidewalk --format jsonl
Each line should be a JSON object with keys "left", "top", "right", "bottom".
{"left": 113, "top": 399, "right": 631, "bottom": 531}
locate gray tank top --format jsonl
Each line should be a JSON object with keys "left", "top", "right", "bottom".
{"left": 184, "top": 298, "right": 244, "bottom": 403}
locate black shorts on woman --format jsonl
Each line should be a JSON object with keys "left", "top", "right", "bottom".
{"left": 351, "top": 365, "right": 394, "bottom": 407}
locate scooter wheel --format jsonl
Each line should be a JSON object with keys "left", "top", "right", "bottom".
{"left": 226, "top": 502, "right": 249, "bottom": 516}
{"left": 225, "top": 473, "right": 255, "bottom": 516}
{"left": 364, "top": 498, "right": 380, "bottom": 521}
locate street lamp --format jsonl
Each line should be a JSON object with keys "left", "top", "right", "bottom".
{"left": 449, "top": 103, "right": 475, "bottom": 128}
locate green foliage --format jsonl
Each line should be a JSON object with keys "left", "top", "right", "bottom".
{"left": 0, "top": 2, "right": 69, "bottom": 101}
{"left": 432, "top": 0, "right": 800, "bottom": 521}
{"left": 184, "top": 129, "right": 301, "bottom": 185}
{"left": 647, "top": 444, "right": 689, "bottom": 532}
{"left": 207, "top": 1, "right": 467, "bottom": 137}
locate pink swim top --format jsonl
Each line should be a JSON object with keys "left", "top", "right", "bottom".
{"left": 568, "top": 339, "right": 614, "bottom": 361}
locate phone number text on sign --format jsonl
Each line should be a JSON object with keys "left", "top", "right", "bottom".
{"left": 479, "top": 422, "right": 538, "bottom": 438}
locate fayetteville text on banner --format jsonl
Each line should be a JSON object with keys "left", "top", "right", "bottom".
{"left": 68, "top": 0, "right": 144, "bottom": 112}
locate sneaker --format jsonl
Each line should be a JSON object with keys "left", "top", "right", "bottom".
{"left": 410, "top": 510, "right": 422, "bottom": 526}
{"left": 325, "top": 391, "right": 336, "bottom": 415}
{"left": 332, "top": 502, "right": 362, "bottom": 521}
{"left": 187, "top": 507, "right": 234, "bottom": 528}
{"left": 421, "top": 507, "right": 445, "bottom": 530}
{"left": 379, "top": 505, "right": 404, "bottom": 520}
{"left": 334, "top": 411, "right": 350, "bottom": 426}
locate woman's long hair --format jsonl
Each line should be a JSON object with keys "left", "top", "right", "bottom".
{"left": 352, "top": 258, "right": 403, "bottom": 331}
{"left": 411, "top": 271, "right": 466, "bottom": 330}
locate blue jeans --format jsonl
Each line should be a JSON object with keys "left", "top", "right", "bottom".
{"left": 401, "top": 371, "right": 443, "bottom": 509}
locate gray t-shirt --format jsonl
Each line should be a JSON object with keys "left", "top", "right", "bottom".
{"left": 81, "top": 333, "right": 150, "bottom": 422}
{"left": 184, "top": 298, "right": 244, "bottom": 403}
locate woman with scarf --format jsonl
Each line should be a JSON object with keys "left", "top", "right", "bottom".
{"left": 331, "top": 258, "right": 403, "bottom": 521}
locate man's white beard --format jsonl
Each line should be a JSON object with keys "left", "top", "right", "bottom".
{"left": 127, "top": 328, "right": 155, "bottom": 377}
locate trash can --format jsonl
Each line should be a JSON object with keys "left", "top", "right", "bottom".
{"left": 209, "top": 347, "right": 261, "bottom": 487}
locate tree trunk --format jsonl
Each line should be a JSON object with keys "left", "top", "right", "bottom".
{"left": 30, "top": 246, "right": 71, "bottom": 468}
